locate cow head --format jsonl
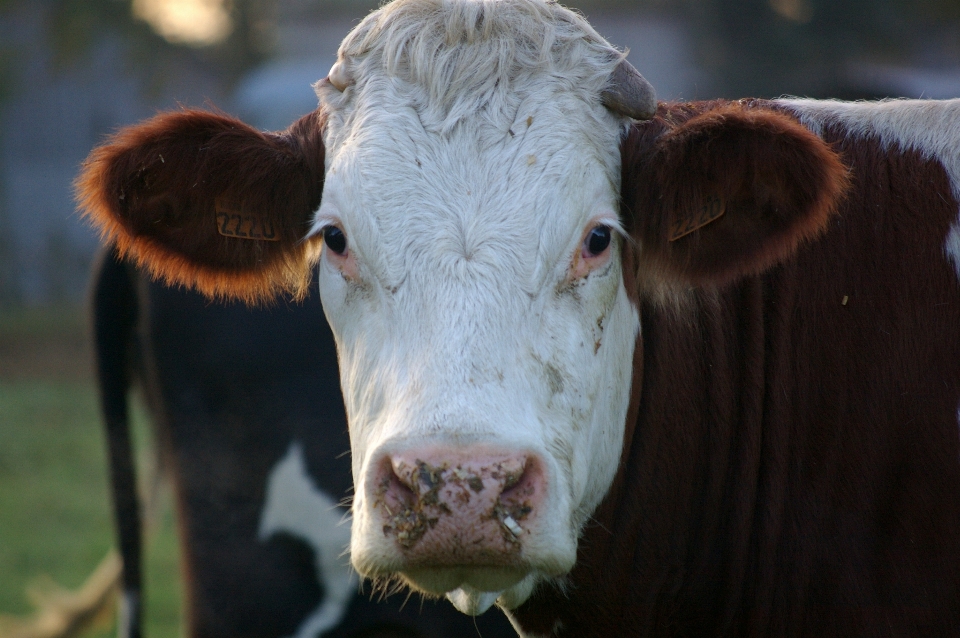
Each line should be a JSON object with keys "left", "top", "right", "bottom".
{"left": 77, "top": 0, "right": 846, "bottom": 621}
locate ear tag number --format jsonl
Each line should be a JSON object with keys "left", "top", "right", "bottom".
{"left": 669, "top": 195, "right": 726, "bottom": 241}
{"left": 215, "top": 198, "right": 279, "bottom": 241}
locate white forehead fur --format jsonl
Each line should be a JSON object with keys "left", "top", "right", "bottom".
{"left": 319, "top": 0, "right": 624, "bottom": 136}
{"left": 312, "top": 0, "right": 630, "bottom": 294}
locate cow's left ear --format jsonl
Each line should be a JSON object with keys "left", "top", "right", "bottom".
{"left": 77, "top": 108, "right": 326, "bottom": 304}
{"left": 620, "top": 102, "right": 848, "bottom": 288}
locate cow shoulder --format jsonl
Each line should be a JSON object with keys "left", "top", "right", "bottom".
{"left": 620, "top": 100, "right": 849, "bottom": 291}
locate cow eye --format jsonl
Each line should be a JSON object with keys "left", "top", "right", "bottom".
{"left": 584, "top": 225, "right": 612, "bottom": 257}
{"left": 323, "top": 226, "right": 347, "bottom": 255}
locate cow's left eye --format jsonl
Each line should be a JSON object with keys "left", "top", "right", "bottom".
{"left": 584, "top": 225, "right": 612, "bottom": 257}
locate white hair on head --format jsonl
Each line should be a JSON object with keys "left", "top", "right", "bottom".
{"left": 321, "top": 0, "right": 625, "bottom": 134}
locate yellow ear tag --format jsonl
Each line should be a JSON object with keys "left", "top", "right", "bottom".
{"left": 215, "top": 198, "right": 280, "bottom": 241}
{"left": 669, "top": 194, "right": 726, "bottom": 241}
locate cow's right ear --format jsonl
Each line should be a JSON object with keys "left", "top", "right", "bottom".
{"left": 76, "top": 108, "right": 326, "bottom": 304}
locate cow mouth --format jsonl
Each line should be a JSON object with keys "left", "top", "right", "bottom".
{"left": 405, "top": 565, "right": 543, "bottom": 615}
{"left": 403, "top": 564, "right": 529, "bottom": 596}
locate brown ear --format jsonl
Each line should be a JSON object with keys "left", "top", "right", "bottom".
{"left": 76, "top": 108, "right": 326, "bottom": 304}
{"left": 620, "top": 102, "right": 849, "bottom": 288}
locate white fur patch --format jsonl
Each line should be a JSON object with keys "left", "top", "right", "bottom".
{"left": 258, "top": 442, "right": 356, "bottom": 638}
{"left": 779, "top": 98, "right": 960, "bottom": 280}
{"left": 320, "top": 0, "right": 625, "bottom": 138}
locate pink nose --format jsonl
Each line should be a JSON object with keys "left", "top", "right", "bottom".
{"left": 373, "top": 447, "right": 545, "bottom": 563}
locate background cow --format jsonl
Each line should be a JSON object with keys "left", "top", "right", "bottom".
{"left": 91, "top": 246, "right": 515, "bottom": 638}
{"left": 77, "top": 0, "right": 960, "bottom": 636}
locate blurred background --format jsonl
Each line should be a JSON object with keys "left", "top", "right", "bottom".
{"left": 0, "top": 0, "right": 958, "bottom": 636}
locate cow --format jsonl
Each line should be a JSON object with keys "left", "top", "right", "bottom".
{"left": 90, "top": 246, "right": 515, "bottom": 638}
{"left": 76, "top": 0, "right": 960, "bottom": 635}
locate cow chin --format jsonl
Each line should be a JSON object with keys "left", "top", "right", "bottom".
{"left": 401, "top": 564, "right": 561, "bottom": 615}
{"left": 351, "top": 525, "right": 577, "bottom": 613}
{"left": 406, "top": 566, "right": 538, "bottom": 616}
{"left": 446, "top": 575, "right": 541, "bottom": 614}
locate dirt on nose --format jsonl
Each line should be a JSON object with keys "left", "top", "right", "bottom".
{"left": 377, "top": 459, "right": 535, "bottom": 553}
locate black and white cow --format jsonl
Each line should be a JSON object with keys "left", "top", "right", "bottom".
{"left": 91, "top": 247, "right": 515, "bottom": 638}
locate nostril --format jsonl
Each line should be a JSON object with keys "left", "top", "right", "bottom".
{"left": 492, "top": 457, "right": 542, "bottom": 540}
{"left": 390, "top": 468, "right": 416, "bottom": 505}
{"left": 377, "top": 457, "right": 416, "bottom": 515}
{"left": 500, "top": 457, "right": 541, "bottom": 503}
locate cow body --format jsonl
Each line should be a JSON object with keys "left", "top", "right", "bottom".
{"left": 91, "top": 249, "right": 515, "bottom": 638}
{"left": 77, "top": 1, "right": 960, "bottom": 635}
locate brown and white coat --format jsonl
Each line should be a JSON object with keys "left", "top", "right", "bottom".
{"left": 76, "top": 1, "right": 960, "bottom": 635}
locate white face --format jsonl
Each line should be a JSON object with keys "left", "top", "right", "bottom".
{"left": 312, "top": 60, "right": 639, "bottom": 613}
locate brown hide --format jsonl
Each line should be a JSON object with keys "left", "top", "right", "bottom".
{"left": 77, "top": 109, "right": 326, "bottom": 304}
{"left": 511, "top": 103, "right": 960, "bottom": 636}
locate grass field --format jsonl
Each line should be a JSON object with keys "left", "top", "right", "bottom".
{"left": 0, "top": 304, "right": 182, "bottom": 638}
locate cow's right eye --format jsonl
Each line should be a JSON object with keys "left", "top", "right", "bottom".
{"left": 323, "top": 226, "right": 347, "bottom": 255}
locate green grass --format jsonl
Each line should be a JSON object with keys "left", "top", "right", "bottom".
{"left": 0, "top": 304, "right": 183, "bottom": 638}
{"left": 0, "top": 381, "right": 114, "bottom": 612}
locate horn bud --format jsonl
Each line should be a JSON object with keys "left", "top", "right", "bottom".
{"left": 601, "top": 58, "right": 657, "bottom": 121}
{"left": 328, "top": 60, "right": 351, "bottom": 92}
